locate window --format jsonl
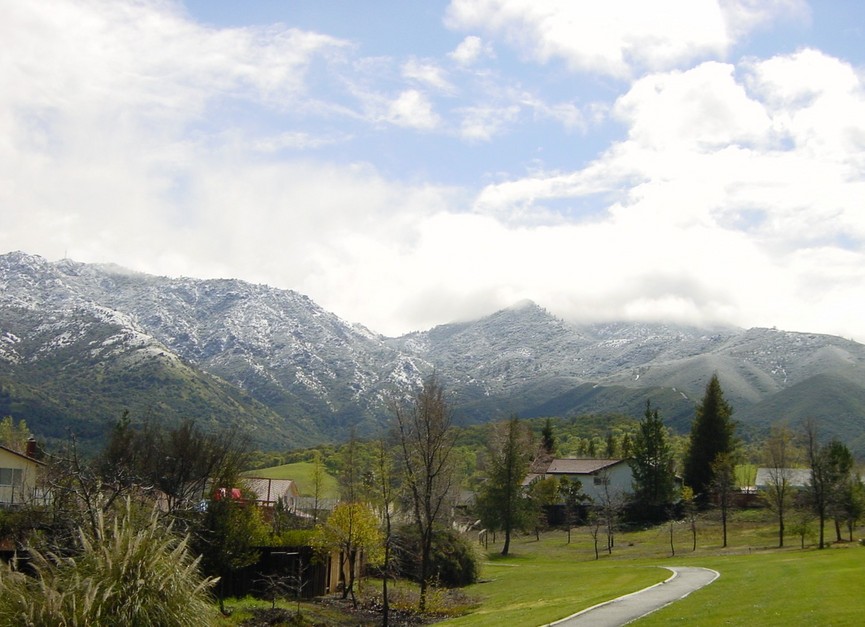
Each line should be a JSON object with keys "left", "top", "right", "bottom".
{"left": 0, "top": 468, "right": 23, "bottom": 486}
{"left": 593, "top": 475, "right": 609, "bottom": 486}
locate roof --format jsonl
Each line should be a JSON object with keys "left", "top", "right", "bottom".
{"left": 244, "top": 478, "right": 299, "bottom": 502}
{"left": 0, "top": 444, "right": 45, "bottom": 466}
{"left": 544, "top": 458, "right": 626, "bottom": 475}
{"left": 754, "top": 468, "right": 811, "bottom": 488}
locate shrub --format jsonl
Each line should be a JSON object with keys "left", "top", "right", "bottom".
{"left": 0, "top": 501, "right": 219, "bottom": 626}
{"left": 391, "top": 525, "right": 480, "bottom": 588}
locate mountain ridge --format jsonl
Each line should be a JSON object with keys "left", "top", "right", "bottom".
{"left": 3, "top": 251, "right": 865, "bottom": 453}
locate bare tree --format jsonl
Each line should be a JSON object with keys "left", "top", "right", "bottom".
{"left": 375, "top": 437, "right": 396, "bottom": 627}
{"left": 762, "top": 424, "right": 797, "bottom": 547}
{"left": 311, "top": 450, "right": 325, "bottom": 526}
{"left": 710, "top": 453, "right": 736, "bottom": 548}
{"left": 392, "top": 374, "right": 456, "bottom": 612}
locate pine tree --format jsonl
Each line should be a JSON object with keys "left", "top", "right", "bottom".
{"left": 683, "top": 374, "right": 735, "bottom": 503}
{"left": 629, "top": 401, "right": 676, "bottom": 514}
{"left": 477, "top": 417, "right": 533, "bottom": 556}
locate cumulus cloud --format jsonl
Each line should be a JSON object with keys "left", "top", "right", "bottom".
{"left": 465, "top": 49, "right": 865, "bottom": 336}
{"left": 2, "top": 0, "right": 864, "bottom": 343}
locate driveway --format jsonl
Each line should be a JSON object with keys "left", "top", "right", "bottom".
{"left": 546, "top": 566, "right": 719, "bottom": 627}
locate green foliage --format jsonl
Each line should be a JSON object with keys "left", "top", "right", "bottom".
{"left": 311, "top": 501, "right": 383, "bottom": 602}
{"left": 0, "top": 502, "right": 218, "bottom": 627}
{"left": 475, "top": 417, "right": 533, "bottom": 555}
{"left": 310, "top": 501, "right": 384, "bottom": 567}
{"left": 0, "top": 415, "right": 31, "bottom": 452}
{"left": 0, "top": 308, "right": 307, "bottom": 453}
{"left": 194, "top": 493, "right": 268, "bottom": 581}
{"left": 629, "top": 401, "right": 676, "bottom": 513}
{"left": 683, "top": 374, "right": 736, "bottom": 502}
{"left": 392, "top": 525, "right": 480, "bottom": 588}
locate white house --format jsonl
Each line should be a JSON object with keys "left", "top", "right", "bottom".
{"left": 0, "top": 440, "right": 47, "bottom": 507}
{"left": 526, "top": 458, "right": 633, "bottom": 502}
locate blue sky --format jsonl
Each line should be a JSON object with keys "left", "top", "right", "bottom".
{"left": 3, "top": 1, "right": 865, "bottom": 340}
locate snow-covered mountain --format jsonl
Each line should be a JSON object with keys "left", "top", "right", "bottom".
{"left": 3, "top": 251, "right": 865, "bottom": 453}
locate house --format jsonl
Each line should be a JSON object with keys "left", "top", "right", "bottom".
{"left": 525, "top": 458, "right": 634, "bottom": 502}
{"left": 244, "top": 477, "right": 300, "bottom": 510}
{"left": 754, "top": 467, "right": 811, "bottom": 490}
{"left": 0, "top": 439, "right": 47, "bottom": 508}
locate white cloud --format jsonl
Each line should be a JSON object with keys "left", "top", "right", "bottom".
{"left": 449, "top": 35, "right": 495, "bottom": 65}
{"left": 463, "top": 49, "right": 865, "bottom": 337}
{"left": 3, "top": 0, "right": 864, "bottom": 344}
{"left": 402, "top": 58, "right": 456, "bottom": 94}
{"left": 386, "top": 90, "right": 442, "bottom": 130}
{"left": 458, "top": 104, "right": 521, "bottom": 141}
{"left": 445, "top": 0, "right": 804, "bottom": 78}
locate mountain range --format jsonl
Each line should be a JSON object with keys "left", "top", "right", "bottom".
{"left": 3, "top": 251, "right": 865, "bottom": 455}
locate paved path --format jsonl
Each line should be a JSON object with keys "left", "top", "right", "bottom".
{"left": 546, "top": 566, "right": 719, "bottom": 627}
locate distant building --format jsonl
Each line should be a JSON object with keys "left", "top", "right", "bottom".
{"left": 0, "top": 439, "right": 47, "bottom": 508}
{"left": 243, "top": 477, "right": 300, "bottom": 509}
{"left": 524, "top": 458, "right": 633, "bottom": 502}
{"left": 754, "top": 468, "right": 811, "bottom": 490}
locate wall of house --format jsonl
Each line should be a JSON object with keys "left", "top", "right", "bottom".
{"left": 0, "top": 449, "right": 39, "bottom": 506}
{"left": 580, "top": 463, "right": 634, "bottom": 503}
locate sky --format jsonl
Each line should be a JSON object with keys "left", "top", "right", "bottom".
{"left": 2, "top": 1, "right": 865, "bottom": 340}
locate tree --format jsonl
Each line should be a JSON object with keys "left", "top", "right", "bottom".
{"left": 596, "top": 469, "right": 626, "bottom": 554}
{"left": 311, "top": 502, "right": 383, "bottom": 607}
{"left": 540, "top": 418, "right": 556, "bottom": 455}
{"left": 824, "top": 440, "right": 854, "bottom": 542}
{"left": 527, "top": 476, "right": 560, "bottom": 540}
{"left": 681, "top": 486, "right": 699, "bottom": 551}
{"left": 194, "top": 482, "right": 268, "bottom": 614}
{"left": 0, "top": 416, "right": 31, "bottom": 453}
{"left": 476, "top": 417, "right": 533, "bottom": 556}
{"left": 559, "top": 477, "right": 589, "bottom": 543}
{"left": 761, "top": 424, "right": 797, "bottom": 547}
{"left": 629, "top": 401, "right": 676, "bottom": 516}
{"left": 806, "top": 420, "right": 830, "bottom": 549}
{"left": 392, "top": 374, "right": 456, "bottom": 612}
{"left": 374, "top": 437, "right": 397, "bottom": 627}
{"left": 710, "top": 453, "right": 736, "bottom": 548}
{"left": 311, "top": 450, "right": 326, "bottom": 526}
{"left": 683, "top": 374, "right": 736, "bottom": 504}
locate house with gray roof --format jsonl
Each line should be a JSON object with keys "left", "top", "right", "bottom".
{"left": 525, "top": 458, "right": 633, "bottom": 502}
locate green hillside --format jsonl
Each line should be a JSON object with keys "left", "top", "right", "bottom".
{"left": 242, "top": 461, "right": 339, "bottom": 498}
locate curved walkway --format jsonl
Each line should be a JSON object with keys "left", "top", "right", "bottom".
{"left": 546, "top": 566, "right": 719, "bottom": 627}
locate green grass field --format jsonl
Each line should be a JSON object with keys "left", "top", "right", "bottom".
{"left": 242, "top": 461, "right": 339, "bottom": 498}
{"left": 439, "top": 509, "right": 865, "bottom": 626}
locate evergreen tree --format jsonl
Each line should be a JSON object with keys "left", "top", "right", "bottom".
{"left": 629, "top": 401, "right": 676, "bottom": 514}
{"left": 683, "top": 374, "right": 735, "bottom": 503}
{"left": 476, "top": 417, "right": 533, "bottom": 556}
{"left": 540, "top": 418, "right": 556, "bottom": 455}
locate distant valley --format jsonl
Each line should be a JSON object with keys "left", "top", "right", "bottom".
{"left": 3, "top": 251, "right": 865, "bottom": 455}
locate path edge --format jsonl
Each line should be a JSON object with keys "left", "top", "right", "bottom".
{"left": 545, "top": 566, "right": 720, "bottom": 627}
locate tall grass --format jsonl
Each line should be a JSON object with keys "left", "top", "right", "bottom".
{"left": 0, "top": 501, "right": 219, "bottom": 626}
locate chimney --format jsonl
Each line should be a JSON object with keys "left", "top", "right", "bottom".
{"left": 25, "top": 437, "right": 37, "bottom": 458}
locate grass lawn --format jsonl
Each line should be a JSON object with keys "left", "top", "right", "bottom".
{"left": 441, "top": 509, "right": 865, "bottom": 627}
{"left": 218, "top": 506, "right": 864, "bottom": 626}
{"left": 635, "top": 546, "right": 865, "bottom": 626}
{"left": 242, "top": 461, "right": 339, "bottom": 498}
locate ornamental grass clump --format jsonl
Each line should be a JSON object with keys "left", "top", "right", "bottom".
{"left": 0, "top": 501, "right": 219, "bottom": 626}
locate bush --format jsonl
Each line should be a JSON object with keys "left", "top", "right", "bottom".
{"left": 391, "top": 525, "right": 480, "bottom": 588}
{"left": 0, "top": 501, "right": 219, "bottom": 626}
